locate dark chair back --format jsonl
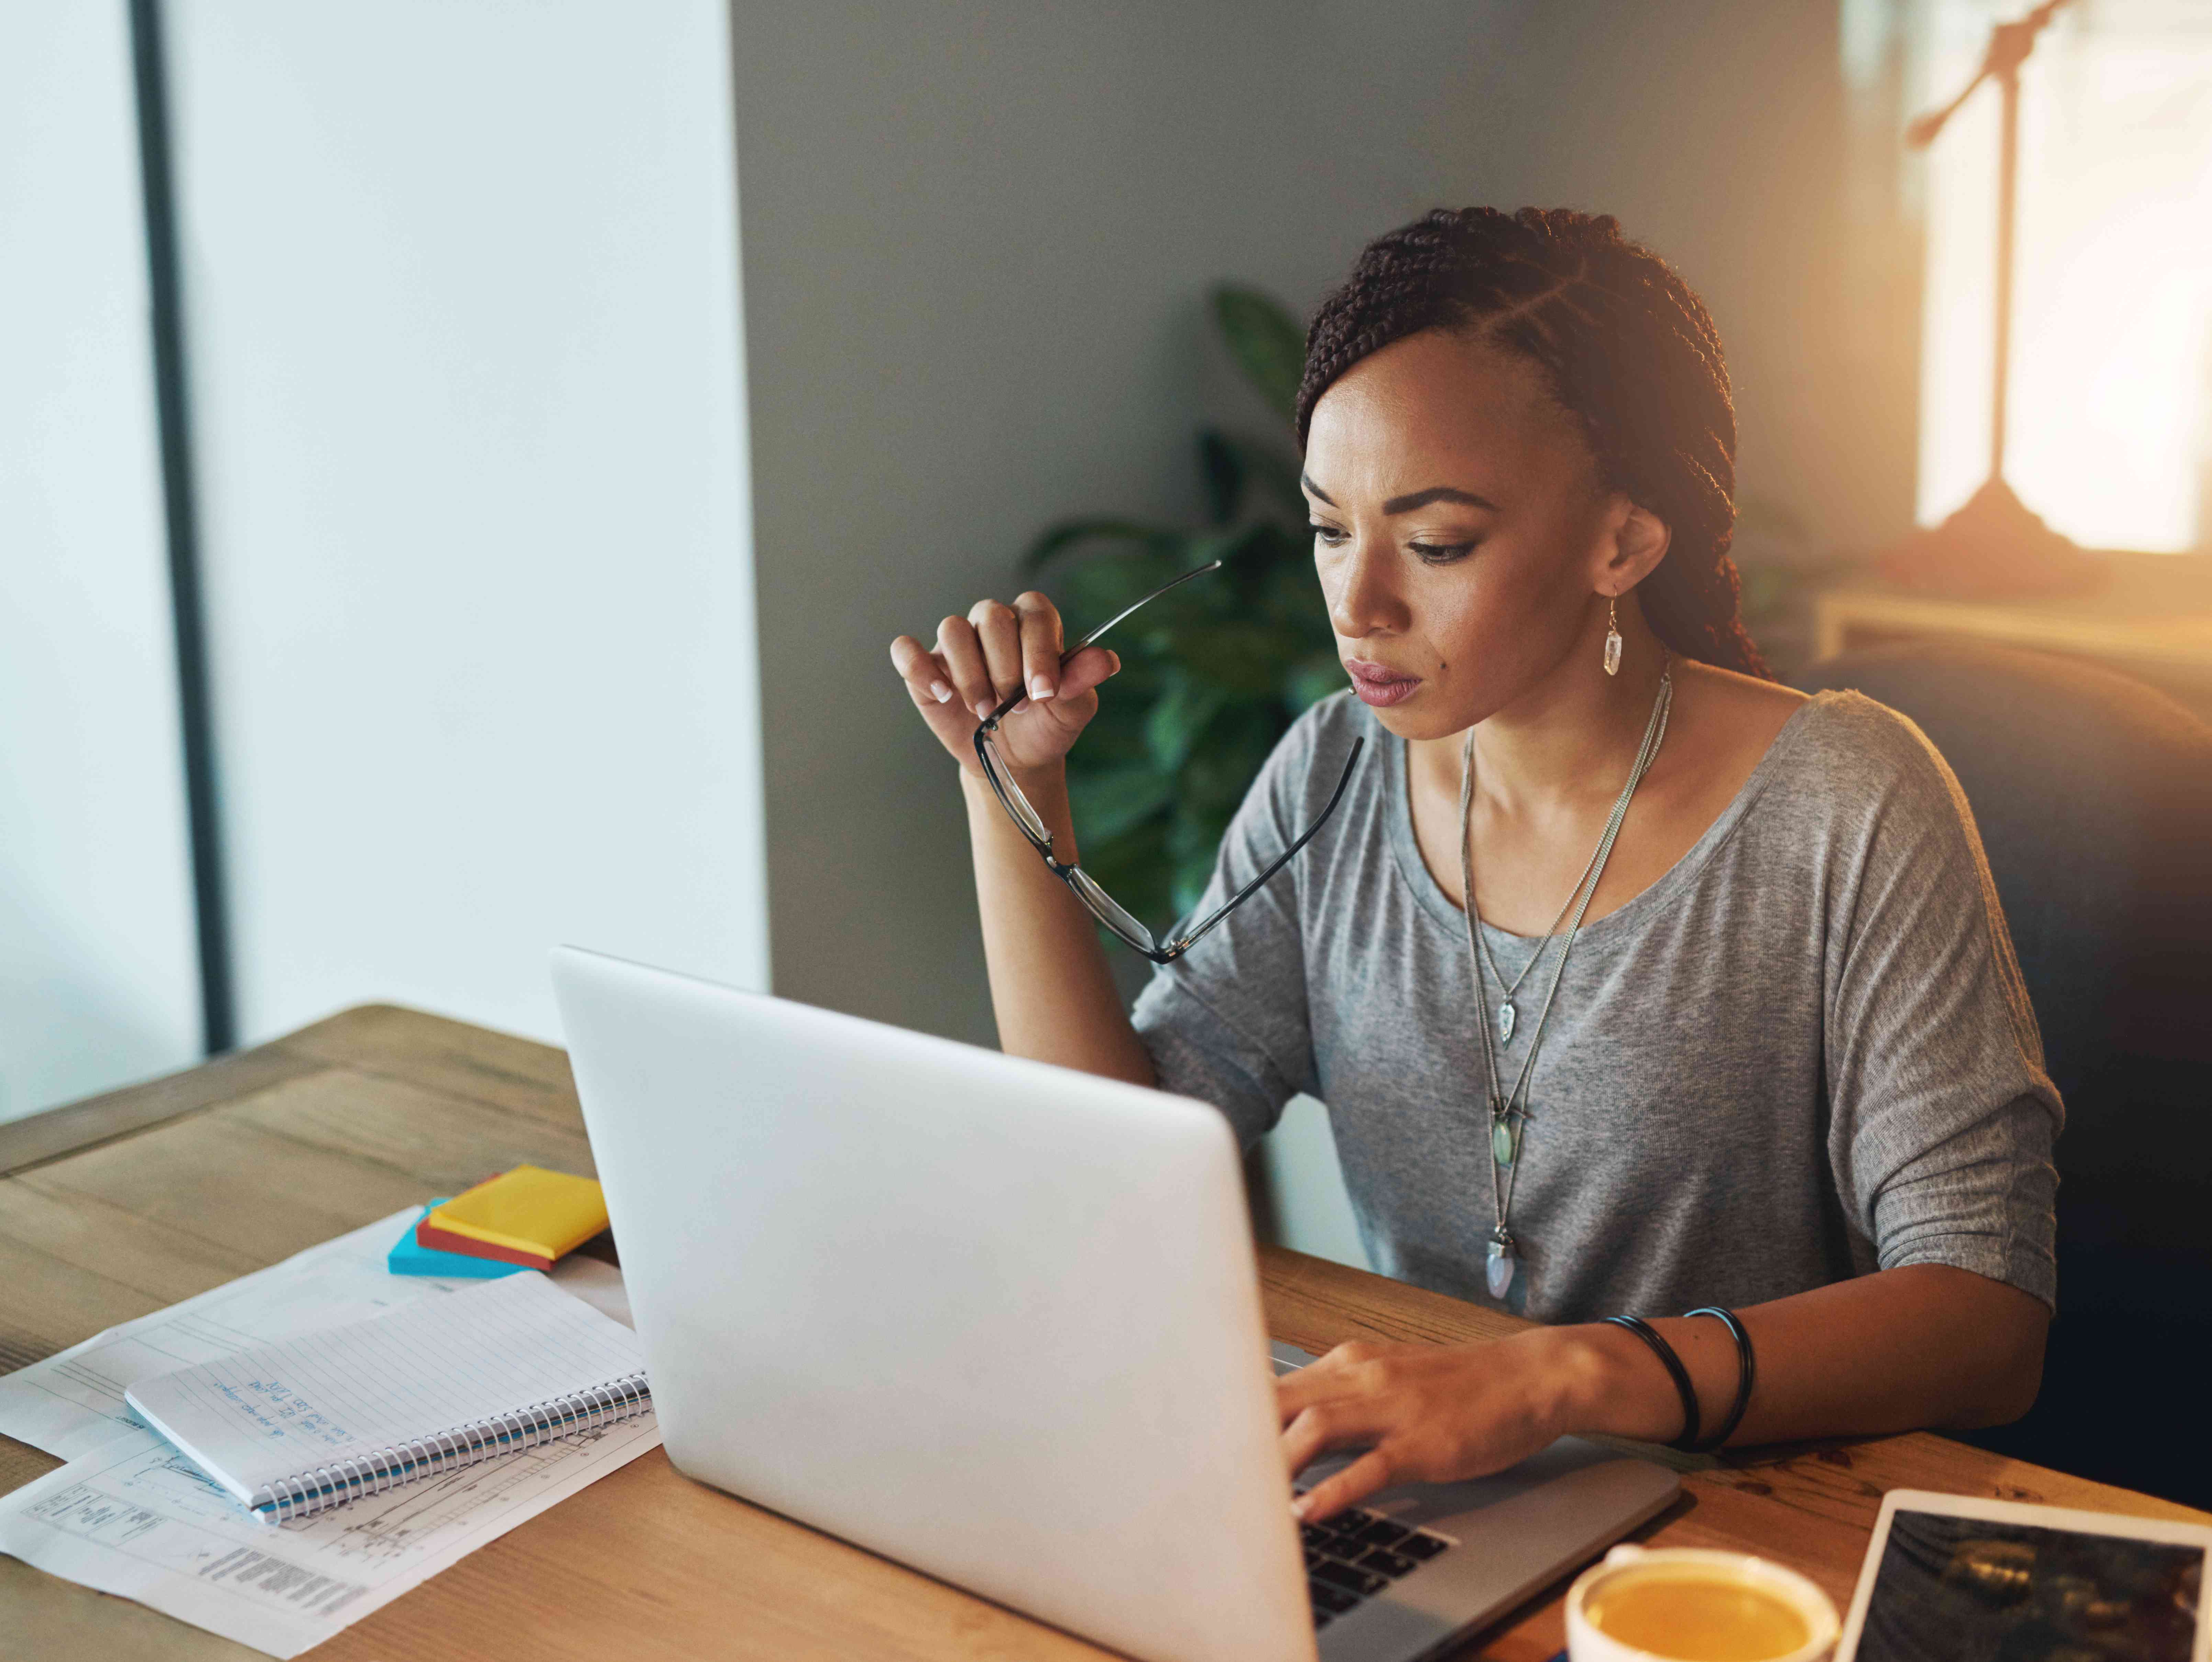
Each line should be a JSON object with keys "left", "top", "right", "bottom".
{"left": 1794, "top": 643, "right": 2212, "bottom": 1505}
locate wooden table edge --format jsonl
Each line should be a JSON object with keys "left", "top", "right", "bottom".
{"left": 0, "top": 1002, "right": 568, "bottom": 1181}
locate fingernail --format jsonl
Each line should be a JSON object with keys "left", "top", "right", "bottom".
{"left": 930, "top": 681, "right": 953, "bottom": 703}
{"left": 972, "top": 699, "right": 995, "bottom": 721}
{"left": 1029, "top": 674, "right": 1054, "bottom": 700}
{"left": 1291, "top": 1496, "right": 1312, "bottom": 1521}
{"left": 1108, "top": 651, "right": 1122, "bottom": 673}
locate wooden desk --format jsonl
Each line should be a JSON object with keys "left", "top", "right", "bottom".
{"left": 2, "top": 1007, "right": 2204, "bottom": 1661}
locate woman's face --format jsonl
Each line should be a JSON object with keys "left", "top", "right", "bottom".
{"left": 1301, "top": 327, "right": 1631, "bottom": 739}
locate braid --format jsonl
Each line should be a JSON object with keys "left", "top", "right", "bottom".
{"left": 1297, "top": 207, "right": 1770, "bottom": 680}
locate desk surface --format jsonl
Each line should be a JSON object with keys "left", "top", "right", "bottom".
{"left": 1, "top": 1006, "right": 2202, "bottom": 1661}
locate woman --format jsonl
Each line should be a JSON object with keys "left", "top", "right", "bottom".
{"left": 887, "top": 207, "right": 2059, "bottom": 1522}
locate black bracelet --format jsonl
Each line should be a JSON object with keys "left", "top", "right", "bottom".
{"left": 1600, "top": 1314, "right": 1700, "bottom": 1452}
{"left": 1683, "top": 1307, "right": 1756, "bottom": 1453}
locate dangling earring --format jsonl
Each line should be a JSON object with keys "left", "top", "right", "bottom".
{"left": 1603, "top": 595, "right": 1623, "bottom": 677}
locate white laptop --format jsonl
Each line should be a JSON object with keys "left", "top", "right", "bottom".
{"left": 552, "top": 947, "right": 1677, "bottom": 1662}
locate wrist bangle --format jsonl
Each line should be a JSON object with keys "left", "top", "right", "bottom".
{"left": 1600, "top": 1314, "right": 1700, "bottom": 1451}
{"left": 1682, "top": 1307, "right": 1755, "bottom": 1453}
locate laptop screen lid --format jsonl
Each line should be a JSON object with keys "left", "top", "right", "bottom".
{"left": 552, "top": 947, "right": 1315, "bottom": 1662}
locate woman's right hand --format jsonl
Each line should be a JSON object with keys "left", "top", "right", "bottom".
{"left": 888, "top": 591, "right": 1120, "bottom": 779}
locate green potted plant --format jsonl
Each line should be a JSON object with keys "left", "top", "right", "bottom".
{"left": 1022, "top": 286, "right": 1339, "bottom": 933}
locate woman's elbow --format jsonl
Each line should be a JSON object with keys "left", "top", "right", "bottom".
{"left": 1945, "top": 1285, "right": 2050, "bottom": 1429}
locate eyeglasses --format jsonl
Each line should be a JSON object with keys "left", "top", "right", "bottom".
{"left": 974, "top": 560, "right": 1364, "bottom": 964}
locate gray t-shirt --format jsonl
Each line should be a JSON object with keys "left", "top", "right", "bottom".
{"left": 1131, "top": 689, "right": 2061, "bottom": 1323}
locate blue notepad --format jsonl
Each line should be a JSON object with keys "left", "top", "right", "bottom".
{"left": 387, "top": 1200, "right": 528, "bottom": 1280}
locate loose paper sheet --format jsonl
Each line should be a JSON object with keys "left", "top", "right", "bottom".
{"left": 0, "top": 1205, "right": 660, "bottom": 1655}
{"left": 0, "top": 1210, "right": 473, "bottom": 1460}
{"left": 0, "top": 1412, "right": 660, "bottom": 1657}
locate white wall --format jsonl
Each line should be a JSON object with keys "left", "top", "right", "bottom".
{"left": 0, "top": 1, "right": 202, "bottom": 1120}
{"left": 730, "top": 2, "right": 1898, "bottom": 1261}
{"left": 163, "top": 0, "right": 767, "bottom": 1044}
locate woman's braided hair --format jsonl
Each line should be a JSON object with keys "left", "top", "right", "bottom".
{"left": 1295, "top": 206, "right": 1770, "bottom": 679}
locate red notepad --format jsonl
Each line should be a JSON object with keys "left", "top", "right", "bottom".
{"left": 414, "top": 1219, "right": 555, "bottom": 1271}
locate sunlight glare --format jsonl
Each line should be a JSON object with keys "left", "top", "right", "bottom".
{"left": 1918, "top": 2, "right": 2212, "bottom": 552}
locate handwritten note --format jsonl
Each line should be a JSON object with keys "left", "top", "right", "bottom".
{"left": 124, "top": 1272, "right": 646, "bottom": 1514}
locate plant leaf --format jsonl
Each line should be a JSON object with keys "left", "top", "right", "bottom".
{"left": 1066, "top": 763, "right": 1175, "bottom": 847}
{"left": 1195, "top": 430, "right": 1245, "bottom": 526}
{"left": 1165, "top": 805, "right": 1227, "bottom": 919}
{"left": 1256, "top": 551, "right": 1334, "bottom": 645}
{"left": 1212, "top": 286, "right": 1306, "bottom": 427}
{"left": 1283, "top": 652, "right": 1347, "bottom": 712}
{"left": 1075, "top": 688, "right": 1154, "bottom": 769}
{"left": 1169, "top": 620, "right": 1308, "bottom": 698}
{"left": 1144, "top": 670, "right": 1228, "bottom": 774}
{"left": 1080, "top": 814, "right": 1175, "bottom": 936}
{"left": 1051, "top": 549, "right": 1188, "bottom": 639}
{"left": 1021, "top": 517, "right": 1168, "bottom": 573}
{"left": 1171, "top": 853, "right": 1219, "bottom": 921}
{"left": 1178, "top": 704, "right": 1280, "bottom": 816}
{"left": 1215, "top": 429, "right": 1308, "bottom": 520}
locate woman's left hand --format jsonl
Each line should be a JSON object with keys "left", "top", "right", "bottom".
{"left": 1278, "top": 1330, "right": 1594, "bottom": 1520}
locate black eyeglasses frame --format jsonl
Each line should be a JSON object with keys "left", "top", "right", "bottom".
{"left": 972, "top": 560, "right": 1363, "bottom": 965}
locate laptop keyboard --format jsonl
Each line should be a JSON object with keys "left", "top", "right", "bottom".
{"left": 1298, "top": 1504, "right": 1456, "bottom": 1628}
{"left": 1273, "top": 1347, "right": 1457, "bottom": 1629}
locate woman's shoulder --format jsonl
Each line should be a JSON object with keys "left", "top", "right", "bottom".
{"left": 1759, "top": 686, "right": 1983, "bottom": 855}
{"left": 1783, "top": 687, "right": 1960, "bottom": 789}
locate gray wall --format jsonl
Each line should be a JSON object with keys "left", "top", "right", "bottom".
{"left": 734, "top": 0, "right": 1916, "bottom": 1053}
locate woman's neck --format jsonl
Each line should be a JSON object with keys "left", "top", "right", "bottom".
{"left": 1409, "top": 599, "right": 1670, "bottom": 817}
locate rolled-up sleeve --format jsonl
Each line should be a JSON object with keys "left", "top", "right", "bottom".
{"left": 1823, "top": 716, "right": 2064, "bottom": 1309}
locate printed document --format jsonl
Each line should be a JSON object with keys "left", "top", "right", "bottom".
{"left": 0, "top": 1205, "right": 658, "bottom": 1655}
{"left": 0, "top": 1411, "right": 660, "bottom": 1657}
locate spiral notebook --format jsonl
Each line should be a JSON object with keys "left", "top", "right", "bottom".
{"left": 123, "top": 1270, "right": 651, "bottom": 1523}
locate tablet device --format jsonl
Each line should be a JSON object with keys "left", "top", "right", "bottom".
{"left": 1838, "top": 1489, "right": 2212, "bottom": 1662}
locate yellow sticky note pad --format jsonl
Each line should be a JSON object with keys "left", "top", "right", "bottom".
{"left": 427, "top": 1166, "right": 608, "bottom": 1262}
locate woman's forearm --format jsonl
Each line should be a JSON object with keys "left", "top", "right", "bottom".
{"left": 1281, "top": 1261, "right": 2049, "bottom": 1519}
{"left": 962, "top": 766, "right": 1155, "bottom": 1087}
{"left": 1559, "top": 1262, "right": 2050, "bottom": 1448}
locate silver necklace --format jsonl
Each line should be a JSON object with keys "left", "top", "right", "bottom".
{"left": 1459, "top": 657, "right": 1672, "bottom": 1300}
{"left": 1475, "top": 822, "right": 1612, "bottom": 1045}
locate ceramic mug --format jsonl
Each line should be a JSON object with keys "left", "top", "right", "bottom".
{"left": 1565, "top": 1544, "right": 1842, "bottom": 1662}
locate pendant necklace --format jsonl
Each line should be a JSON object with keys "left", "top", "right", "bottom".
{"left": 1459, "top": 657, "right": 1672, "bottom": 1300}
{"left": 1474, "top": 813, "right": 1614, "bottom": 1045}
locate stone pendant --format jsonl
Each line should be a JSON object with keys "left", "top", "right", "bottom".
{"left": 1603, "top": 626, "right": 1624, "bottom": 678}
{"left": 1485, "top": 1230, "right": 1516, "bottom": 1299}
{"left": 1492, "top": 1117, "right": 1517, "bottom": 1169}
{"left": 1497, "top": 1001, "right": 1516, "bottom": 1044}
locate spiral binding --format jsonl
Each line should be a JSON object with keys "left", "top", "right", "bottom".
{"left": 249, "top": 1371, "right": 652, "bottom": 1524}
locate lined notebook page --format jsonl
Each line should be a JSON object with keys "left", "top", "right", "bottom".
{"left": 125, "top": 1271, "right": 645, "bottom": 1507}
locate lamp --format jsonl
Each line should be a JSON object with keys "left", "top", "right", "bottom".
{"left": 1881, "top": 0, "right": 2102, "bottom": 599}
